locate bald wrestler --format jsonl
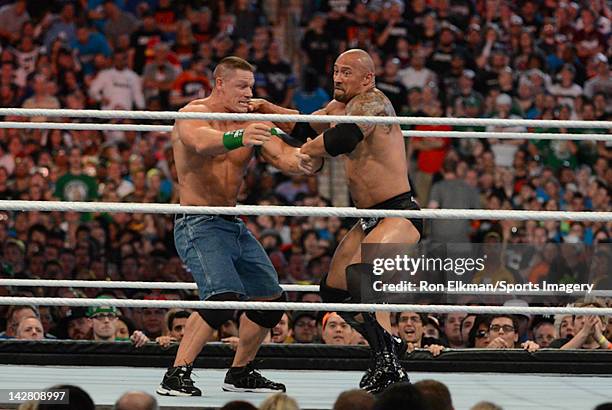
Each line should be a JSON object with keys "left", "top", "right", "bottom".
{"left": 251, "top": 49, "right": 423, "bottom": 393}
{"left": 157, "top": 56, "right": 322, "bottom": 397}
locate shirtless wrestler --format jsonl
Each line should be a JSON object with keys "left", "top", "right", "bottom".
{"left": 157, "top": 56, "right": 322, "bottom": 397}
{"left": 250, "top": 49, "right": 423, "bottom": 393}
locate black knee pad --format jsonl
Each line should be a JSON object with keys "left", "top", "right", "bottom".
{"left": 346, "top": 263, "right": 378, "bottom": 303}
{"left": 246, "top": 293, "right": 287, "bottom": 329}
{"left": 199, "top": 293, "right": 239, "bottom": 330}
{"left": 320, "top": 273, "right": 365, "bottom": 333}
{"left": 319, "top": 273, "right": 351, "bottom": 303}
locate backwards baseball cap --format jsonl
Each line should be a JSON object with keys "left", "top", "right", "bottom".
{"left": 64, "top": 307, "right": 88, "bottom": 320}
{"left": 52, "top": 307, "right": 89, "bottom": 339}
{"left": 87, "top": 296, "right": 118, "bottom": 317}
{"left": 321, "top": 312, "right": 341, "bottom": 329}
{"left": 292, "top": 311, "right": 316, "bottom": 327}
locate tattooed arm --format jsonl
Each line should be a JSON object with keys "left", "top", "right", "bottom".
{"left": 345, "top": 89, "right": 396, "bottom": 137}
{"left": 300, "top": 90, "right": 394, "bottom": 157}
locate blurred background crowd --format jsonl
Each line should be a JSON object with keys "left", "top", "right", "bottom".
{"left": 0, "top": 0, "right": 611, "bottom": 366}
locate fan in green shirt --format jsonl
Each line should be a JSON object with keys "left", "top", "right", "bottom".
{"left": 54, "top": 173, "right": 99, "bottom": 201}
{"left": 53, "top": 148, "right": 99, "bottom": 201}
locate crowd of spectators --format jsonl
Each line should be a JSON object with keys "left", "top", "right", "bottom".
{"left": 0, "top": 0, "right": 611, "bottom": 391}
{"left": 3, "top": 293, "right": 612, "bottom": 353}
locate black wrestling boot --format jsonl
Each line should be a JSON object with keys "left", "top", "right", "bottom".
{"left": 222, "top": 362, "right": 286, "bottom": 393}
{"left": 359, "top": 349, "right": 376, "bottom": 389}
{"left": 358, "top": 313, "right": 409, "bottom": 394}
{"left": 359, "top": 336, "right": 407, "bottom": 390}
{"left": 156, "top": 364, "right": 202, "bottom": 396}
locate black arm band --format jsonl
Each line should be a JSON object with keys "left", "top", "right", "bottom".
{"left": 290, "top": 121, "right": 318, "bottom": 143}
{"left": 323, "top": 123, "right": 364, "bottom": 157}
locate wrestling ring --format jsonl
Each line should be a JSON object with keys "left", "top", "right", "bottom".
{"left": 0, "top": 108, "right": 611, "bottom": 409}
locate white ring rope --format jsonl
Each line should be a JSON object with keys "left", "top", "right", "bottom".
{"left": 404, "top": 130, "right": 611, "bottom": 141}
{"left": 2, "top": 279, "right": 610, "bottom": 297}
{"left": 1, "top": 296, "right": 610, "bottom": 315}
{"left": 0, "top": 200, "right": 609, "bottom": 221}
{"left": 0, "top": 121, "right": 172, "bottom": 133}
{"left": 1, "top": 121, "right": 610, "bottom": 141}
{"left": 0, "top": 279, "right": 316, "bottom": 293}
{"left": 1, "top": 108, "right": 611, "bottom": 129}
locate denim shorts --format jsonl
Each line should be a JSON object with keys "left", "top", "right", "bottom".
{"left": 174, "top": 214, "right": 283, "bottom": 301}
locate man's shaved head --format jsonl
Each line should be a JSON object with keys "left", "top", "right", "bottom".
{"left": 336, "top": 49, "right": 375, "bottom": 75}
{"left": 332, "top": 48, "right": 375, "bottom": 102}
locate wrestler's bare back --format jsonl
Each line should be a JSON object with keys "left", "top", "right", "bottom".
{"left": 329, "top": 89, "right": 410, "bottom": 208}
{"left": 172, "top": 99, "right": 259, "bottom": 206}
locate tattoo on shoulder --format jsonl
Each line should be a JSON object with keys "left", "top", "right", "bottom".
{"left": 346, "top": 90, "right": 396, "bottom": 135}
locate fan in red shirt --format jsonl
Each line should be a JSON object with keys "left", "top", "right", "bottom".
{"left": 170, "top": 58, "right": 211, "bottom": 109}
{"left": 409, "top": 106, "right": 452, "bottom": 204}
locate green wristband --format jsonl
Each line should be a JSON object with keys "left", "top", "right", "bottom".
{"left": 223, "top": 129, "right": 244, "bottom": 150}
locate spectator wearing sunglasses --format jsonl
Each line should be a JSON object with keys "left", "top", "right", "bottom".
{"left": 467, "top": 315, "right": 492, "bottom": 348}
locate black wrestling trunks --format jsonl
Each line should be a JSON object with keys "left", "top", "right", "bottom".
{"left": 359, "top": 191, "right": 423, "bottom": 239}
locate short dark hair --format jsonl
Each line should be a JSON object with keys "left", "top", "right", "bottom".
{"left": 219, "top": 401, "right": 257, "bottom": 410}
{"left": 300, "top": 229, "right": 319, "bottom": 249}
{"left": 117, "top": 315, "right": 136, "bottom": 336}
{"left": 213, "top": 56, "right": 254, "bottom": 79}
{"left": 334, "top": 389, "right": 374, "bottom": 410}
{"left": 532, "top": 319, "right": 554, "bottom": 333}
{"left": 490, "top": 314, "right": 519, "bottom": 333}
{"left": 28, "top": 224, "right": 48, "bottom": 241}
{"left": 374, "top": 382, "right": 426, "bottom": 410}
{"left": 76, "top": 224, "right": 91, "bottom": 236}
{"left": 395, "top": 311, "right": 427, "bottom": 325}
{"left": 414, "top": 379, "right": 453, "bottom": 410}
{"left": 167, "top": 310, "right": 191, "bottom": 330}
{"left": 38, "top": 385, "right": 94, "bottom": 410}
{"left": 442, "top": 156, "right": 458, "bottom": 174}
